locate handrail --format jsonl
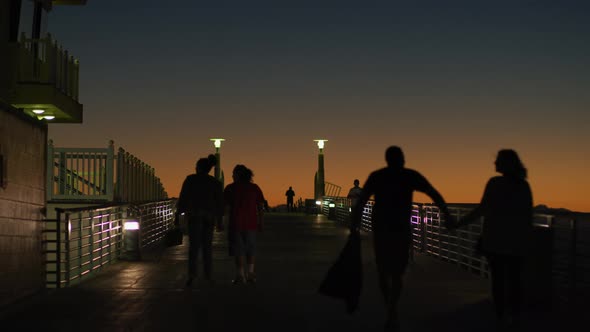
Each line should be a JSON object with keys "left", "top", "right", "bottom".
{"left": 320, "top": 195, "right": 585, "bottom": 308}
{"left": 44, "top": 199, "right": 176, "bottom": 288}
{"left": 47, "top": 140, "right": 168, "bottom": 202}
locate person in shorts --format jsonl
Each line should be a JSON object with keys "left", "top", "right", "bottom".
{"left": 224, "top": 164, "right": 265, "bottom": 284}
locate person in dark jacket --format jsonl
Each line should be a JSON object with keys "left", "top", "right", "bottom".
{"left": 177, "top": 156, "right": 224, "bottom": 287}
{"left": 448, "top": 149, "right": 533, "bottom": 329}
{"left": 351, "top": 146, "right": 451, "bottom": 332}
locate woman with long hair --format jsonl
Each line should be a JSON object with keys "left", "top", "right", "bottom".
{"left": 450, "top": 149, "right": 533, "bottom": 329}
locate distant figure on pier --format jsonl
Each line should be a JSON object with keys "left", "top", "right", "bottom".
{"left": 351, "top": 146, "right": 452, "bottom": 332}
{"left": 285, "top": 186, "right": 295, "bottom": 212}
{"left": 224, "top": 164, "right": 265, "bottom": 284}
{"left": 346, "top": 179, "right": 363, "bottom": 209}
{"left": 448, "top": 149, "right": 533, "bottom": 329}
{"left": 177, "top": 156, "right": 224, "bottom": 288}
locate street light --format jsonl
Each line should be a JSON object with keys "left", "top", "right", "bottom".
{"left": 313, "top": 139, "right": 328, "bottom": 201}
{"left": 209, "top": 138, "right": 225, "bottom": 185}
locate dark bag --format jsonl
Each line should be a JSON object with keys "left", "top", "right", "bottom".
{"left": 318, "top": 231, "right": 362, "bottom": 314}
{"left": 165, "top": 227, "right": 183, "bottom": 247}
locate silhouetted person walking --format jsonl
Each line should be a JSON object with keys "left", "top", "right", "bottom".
{"left": 347, "top": 179, "right": 363, "bottom": 209}
{"left": 448, "top": 149, "right": 533, "bottom": 329}
{"left": 351, "top": 146, "right": 451, "bottom": 332}
{"left": 285, "top": 186, "right": 295, "bottom": 212}
{"left": 177, "top": 156, "right": 224, "bottom": 287}
{"left": 224, "top": 165, "right": 265, "bottom": 284}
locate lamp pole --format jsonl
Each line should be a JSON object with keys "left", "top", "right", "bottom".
{"left": 313, "top": 139, "right": 327, "bottom": 200}
{"left": 209, "top": 138, "right": 225, "bottom": 186}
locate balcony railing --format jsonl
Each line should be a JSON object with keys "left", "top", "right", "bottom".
{"left": 47, "top": 140, "right": 167, "bottom": 203}
{"left": 17, "top": 32, "right": 79, "bottom": 101}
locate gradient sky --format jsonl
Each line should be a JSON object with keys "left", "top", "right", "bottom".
{"left": 42, "top": 0, "right": 589, "bottom": 212}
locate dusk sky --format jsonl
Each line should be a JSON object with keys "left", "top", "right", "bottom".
{"left": 43, "top": 0, "right": 589, "bottom": 212}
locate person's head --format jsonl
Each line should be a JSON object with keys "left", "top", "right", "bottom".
{"left": 495, "top": 149, "right": 527, "bottom": 179}
{"left": 385, "top": 146, "right": 405, "bottom": 169}
{"left": 196, "top": 158, "right": 210, "bottom": 174}
{"left": 206, "top": 154, "right": 217, "bottom": 172}
{"left": 353, "top": 179, "right": 360, "bottom": 187}
{"left": 289, "top": 186, "right": 292, "bottom": 190}
{"left": 232, "top": 164, "right": 253, "bottom": 182}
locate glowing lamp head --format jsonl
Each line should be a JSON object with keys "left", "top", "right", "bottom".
{"left": 32, "top": 109, "right": 45, "bottom": 114}
{"left": 210, "top": 138, "right": 225, "bottom": 149}
{"left": 43, "top": 115, "right": 55, "bottom": 120}
{"left": 124, "top": 221, "right": 140, "bottom": 230}
{"left": 314, "top": 139, "right": 328, "bottom": 150}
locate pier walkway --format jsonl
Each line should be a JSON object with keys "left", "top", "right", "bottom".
{"left": 0, "top": 213, "right": 574, "bottom": 331}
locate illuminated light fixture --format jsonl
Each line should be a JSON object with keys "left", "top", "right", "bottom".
{"left": 314, "top": 139, "right": 328, "bottom": 150}
{"left": 32, "top": 109, "right": 45, "bottom": 114}
{"left": 329, "top": 203, "right": 335, "bottom": 208}
{"left": 315, "top": 201, "right": 322, "bottom": 206}
{"left": 124, "top": 221, "right": 140, "bottom": 230}
{"left": 43, "top": 115, "right": 55, "bottom": 120}
{"left": 210, "top": 138, "right": 225, "bottom": 149}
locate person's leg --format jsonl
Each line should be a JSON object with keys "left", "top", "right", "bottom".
{"left": 232, "top": 231, "right": 246, "bottom": 284}
{"left": 505, "top": 256, "right": 522, "bottom": 325}
{"left": 245, "top": 231, "right": 257, "bottom": 282}
{"left": 375, "top": 231, "right": 409, "bottom": 331}
{"left": 201, "top": 216, "right": 215, "bottom": 281}
{"left": 488, "top": 254, "right": 507, "bottom": 320}
{"left": 187, "top": 216, "right": 201, "bottom": 286}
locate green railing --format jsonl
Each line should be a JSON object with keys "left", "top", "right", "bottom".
{"left": 47, "top": 140, "right": 167, "bottom": 203}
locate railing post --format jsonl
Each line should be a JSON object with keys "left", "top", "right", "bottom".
{"left": 106, "top": 140, "right": 114, "bottom": 201}
{"left": 46, "top": 139, "right": 54, "bottom": 202}
{"left": 419, "top": 205, "right": 427, "bottom": 253}
{"left": 55, "top": 208, "right": 62, "bottom": 288}
{"left": 569, "top": 218, "right": 577, "bottom": 308}
{"left": 64, "top": 212, "right": 71, "bottom": 287}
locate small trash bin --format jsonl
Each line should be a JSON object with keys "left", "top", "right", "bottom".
{"left": 121, "top": 219, "right": 141, "bottom": 261}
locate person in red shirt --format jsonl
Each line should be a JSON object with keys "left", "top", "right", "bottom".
{"left": 224, "top": 164, "right": 265, "bottom": 284}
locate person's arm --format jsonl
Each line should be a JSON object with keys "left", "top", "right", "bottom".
{"left": 257, "top": 187, "right": 265, "bottom": 231}
{"left": 215, "top": 180, "right": 224, "bottom": 231}
{"left": 350, "top": 177, "right": 372, "bottom": 232}
{"left": 257, "top": 202, "right": 265, "bottom": 231}
{"left": 414, "top": 171, "right": 454, "bottom": 228}
{"left": 176, "top": 177, "right": 190, "bottom": 214}
{"left": 453, "top": 178, "right": 494, "bottom": 229}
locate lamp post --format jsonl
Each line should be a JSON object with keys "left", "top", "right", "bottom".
{"left": 313, "top": 139, "right": 328, "bottom": 201}
{"left": 209, "top": 138, "right": 225, "bottom": 186}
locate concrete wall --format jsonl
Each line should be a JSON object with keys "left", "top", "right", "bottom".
{"left": 0, "top": 103, "right": 47, "bottom": 307}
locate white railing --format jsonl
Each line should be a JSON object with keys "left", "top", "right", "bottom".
{"left": 47, "top": 140, "right": 167, "bottom": 202}
{"left": 44, "top": 200, "right": 176, "bottom": 288}
{"left": 321, "top": 196, "right": 586, "bottom": 307}
{"left": 18, "top": 33, "right": 79, "bottom": 100}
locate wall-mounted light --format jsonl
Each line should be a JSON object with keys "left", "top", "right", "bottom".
{"left": 43, "top": 115, "right": 55, "bottom": 120}
{"left": 32, "top": 109, "right": 45, "bottom": 114}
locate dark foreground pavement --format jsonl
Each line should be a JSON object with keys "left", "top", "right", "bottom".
{"left": 0, "top": 213, "right": 572, "bottom": 331}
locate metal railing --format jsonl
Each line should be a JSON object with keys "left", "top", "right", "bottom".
{"left": 17, "top": 33, "right": 80, "bottom": 100}
{"left": 43, "top": 199, "right": 176, "bottom": 288}
{"left": 47, "top": 140, "right": 167, "bottom": 202}
{"left": 320, "top": 196, "right": 587, "bottom": 306}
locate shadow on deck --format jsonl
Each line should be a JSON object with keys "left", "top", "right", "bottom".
{"left": 0, "top": 213, "right": 575, "bottom": 331}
